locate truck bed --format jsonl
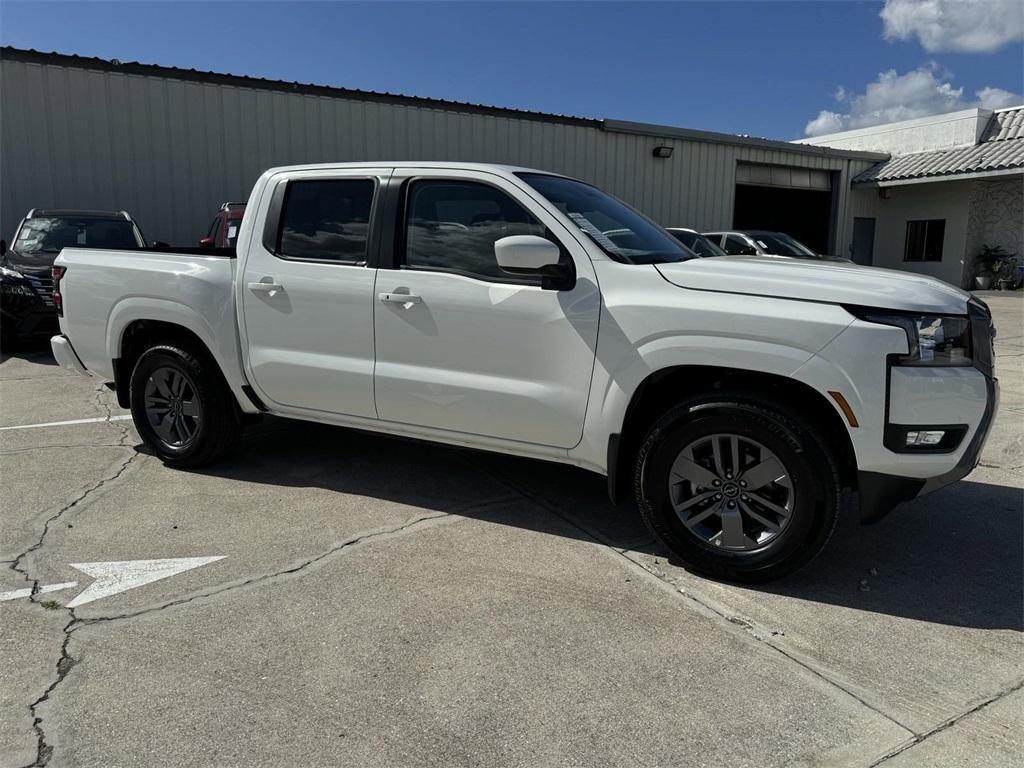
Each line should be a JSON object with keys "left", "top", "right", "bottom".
{"left": 55, "top": 246, "right": 247, "bottom": 400}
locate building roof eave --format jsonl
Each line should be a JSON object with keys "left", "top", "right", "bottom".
{"left": 853, "top": 166, "right": 1024, "bottom": 187}
{"left": 605, "top": 120, "right": 889, "bottom": 161}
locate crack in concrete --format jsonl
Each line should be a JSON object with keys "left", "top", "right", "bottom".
{"left": 977, "top": 461, "right": 1024, "bottom": 471}
{"left": 1, "top": 444, "right": 130, "bottom": 455}
{"left": 72, "top": 507, "right": 472, "bottom": 629}
{"left": 10, "top": 387, "right": 140, "bottom": 767}
{"left": 476, "top": 464, "right": 920, "bottom": 742}
{"left": 9, "top": 450, "right": 138, "bottom": 767}
{"left": 0, "top": 376, "right": 76, "bottom": 382}
{"left": 9, "top": 450, "right": 139, "bottom": 593}
{"left": 867, "top": 677, "right": 1024, "bottom": 767}
{"left": 20, "top": 613, "right": 78, "bottom": 768}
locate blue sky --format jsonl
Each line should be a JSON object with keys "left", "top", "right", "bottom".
{"left": 1, "top": 1, "right": 1021, "bottom": 139}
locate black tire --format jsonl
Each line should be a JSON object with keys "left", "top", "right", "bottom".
{"left": 634, "top": 394, "right": 840, "bottom": 583}
{"left": 129, "top": 343, "right": 241, "bottom": 467}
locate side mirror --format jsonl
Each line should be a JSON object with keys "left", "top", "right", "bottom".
{"left": 495, "top": 235, "right": 574, "bottom": 290}
{"left": 495, "top": 235, "right": 560, "bottom": 271}
{"left": 0, "top": 239, "right": 6, "bottom": 257}
{"left": 199, "top": 236, "right": 215, "bottom": 247}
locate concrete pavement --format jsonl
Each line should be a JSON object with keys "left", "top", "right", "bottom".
{"left": 1, "top": 293, "right": 1020, "bottom": 767}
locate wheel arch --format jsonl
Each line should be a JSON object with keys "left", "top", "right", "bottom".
{"left": 608, "top": 365, "right": 857, "bottom": 503}
{"left": 106, "top": 297, "right": 254, "bottom": 412}
{"left": 111, "top": 316, "right": 248, "bottom": 414}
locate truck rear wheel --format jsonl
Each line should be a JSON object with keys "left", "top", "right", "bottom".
{"left": 634, "top": 394, "right": 840, "bottom": 582}
{"left": 129, "top": 343, "right": 240, "bottom": 467}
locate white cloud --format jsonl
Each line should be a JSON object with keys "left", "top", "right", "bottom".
{"left": 881, "top": 0, "right": 1024, "bottom": 53}
{"left": 804, "top": 65, "right": 1023, "bottom": 136}
{"left": 805, "top": 111, "right": 844, "bottom": 136}
{"left": 976, "top": 86, "right": 1024, "bottom": 109}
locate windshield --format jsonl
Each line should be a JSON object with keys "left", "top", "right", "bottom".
{"left": 670, "top": 230, "right": 728, "bottom": 258}
{"left": 751, "top": 232, "right": 817, "bottom": 258}
{"left": 518, "top": 174, "right": 695, "bottom": 264}
{"left": 13, "top": 217, "right": 144, "bottom": 253}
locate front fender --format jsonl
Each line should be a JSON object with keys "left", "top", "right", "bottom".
{"left": 569, "top": 268, "right": 856, "bottom": 474}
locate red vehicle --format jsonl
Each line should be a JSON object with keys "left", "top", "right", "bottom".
{"left": 199, "top": 202, "right": 246, "bottom": 247}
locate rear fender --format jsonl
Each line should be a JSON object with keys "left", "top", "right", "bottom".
{"left": 107, "top": 298, "right": 255, "bottom": 413}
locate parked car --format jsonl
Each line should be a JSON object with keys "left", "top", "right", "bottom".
{"left": 1, "top": 209, "right": 146, "bottom": 345}
{"left": 200, "top": 202, "right": 246, "bottom": 248}
{"left": 50, "top": 162, "right": 998, "bottom": 582}
{"left": 665, "top": 227, "right": 728, "bottom": 258}
{"left": 703, "top": 230, "right": 844, "bottom": 260}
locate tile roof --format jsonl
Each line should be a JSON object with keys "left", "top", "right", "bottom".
{"left": 854, "top": 106, "right": 1024, "bottom": 184}
{"left": 982, "top": 106, "right": 1024, "bottom": 142}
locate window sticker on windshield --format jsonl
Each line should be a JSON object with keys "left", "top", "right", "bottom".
{"left": 568, "top": 212, "right": 620, "bottom": 252}
{"left": 227, "top": 225, "right": 238, "bottom": 238}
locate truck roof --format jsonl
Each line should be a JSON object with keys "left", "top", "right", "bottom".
{"left": 259, "top": 161, "right": 570, "bottom": 179}
{"left": 28, "top": 209, "right": 132, "bottom": 220}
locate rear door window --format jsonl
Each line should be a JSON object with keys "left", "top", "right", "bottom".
{"left": 277, "top": 179, "right": 376, "bottom": 262}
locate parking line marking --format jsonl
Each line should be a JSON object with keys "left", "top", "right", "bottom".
{"left": 0, "top": 415, "right": 134, "bottom": 431}
{"left": 0, "top": 581, "right": 78, "bottom": 603}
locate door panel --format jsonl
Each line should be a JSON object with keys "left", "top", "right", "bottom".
{"left": 239, "top": 170, "right": 388, "bottom": 417}
{"left": 373, "top": 170, "right": 600, "bottom": 448}
{"left": 851, "top": 217, "right": 876, "bottom": 266}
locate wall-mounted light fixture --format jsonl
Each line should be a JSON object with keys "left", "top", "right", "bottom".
{"left": 652, "top": 145, "right": 673, "bottom": 158}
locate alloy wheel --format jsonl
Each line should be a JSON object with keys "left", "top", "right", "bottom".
{"left": 143, "top": 365, "right": 202, "bottom": 448}
{"left": 668, "top": 433, "right": 794, "bottom": 551}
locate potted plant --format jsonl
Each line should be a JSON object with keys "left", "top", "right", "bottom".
{"left": 973, "top": 245, "right": 1008, "bottom": 290}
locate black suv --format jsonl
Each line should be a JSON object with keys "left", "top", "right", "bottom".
{"left": 1, "top": 209, "right": 147, "bottom": 345}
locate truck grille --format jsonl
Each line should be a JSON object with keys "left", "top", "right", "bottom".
{"left": 969, "top": 298, "right": 995, "bottom": 377}
{"left": 25, "top": 274, "right": 55, "bottom": 307}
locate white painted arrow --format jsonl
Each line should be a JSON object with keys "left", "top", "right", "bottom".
{"left": 0, "top": 581, "right": 78, "bottom": 603}
{"left": 66, "top": 556, "right": 225, "bottom": 608}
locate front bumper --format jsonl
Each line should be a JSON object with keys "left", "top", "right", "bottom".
{"left": 1, "top": 272, "right": 58, "bottom": 340}
{"left": 859, "top": 373, "right": 999, "bottom": 523}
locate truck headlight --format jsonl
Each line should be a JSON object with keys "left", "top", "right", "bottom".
{"left": 847, "top": 307, "right": 972, "bottom": 366}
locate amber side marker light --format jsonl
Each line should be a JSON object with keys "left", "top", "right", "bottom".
{"left": 828, "top": 391, "right": 859, "bottom": 428}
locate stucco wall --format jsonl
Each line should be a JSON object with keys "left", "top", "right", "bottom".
{"left": 799, "top": 109, "right": 989, "bottom": 154}
{"left": 848, "top": 180, "right": 974, "bottom": 287}
{"left": 965, "top": 177, "right": 1024, "bottom": 276}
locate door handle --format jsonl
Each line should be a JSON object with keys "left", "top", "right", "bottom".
{"left": 378, "top": 292, "right": 422, "bottom": 308}
{"left": 248, "top": 281, "right": 284, "bottom": 297}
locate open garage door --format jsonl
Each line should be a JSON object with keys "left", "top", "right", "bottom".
{"left": 733, "top": 163, "right": 835, "bottom": 255}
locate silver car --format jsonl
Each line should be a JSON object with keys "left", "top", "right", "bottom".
{"left": 702, "top": 230, "right": 844, "bottom": 260}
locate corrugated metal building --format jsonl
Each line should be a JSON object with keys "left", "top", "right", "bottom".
{"left": 1, "top": 47, "right": 884, "bottom": 252}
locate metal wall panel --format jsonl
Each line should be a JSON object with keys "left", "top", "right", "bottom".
{"left": 1, "top": 57, "right": 875, "bottom": 251}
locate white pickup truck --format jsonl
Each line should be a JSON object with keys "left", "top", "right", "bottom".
{"left": 51, "top": 162, "right": 998, "bottom": 581}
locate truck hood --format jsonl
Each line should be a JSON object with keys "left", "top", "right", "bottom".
{"left": 2, "top": 248, "right": 58, "bottom": 276}
{"left": 655, "top": 256, "right": 971, "bottom": 315}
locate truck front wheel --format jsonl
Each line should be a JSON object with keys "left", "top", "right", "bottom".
{"left": 634, "top": 395, "right": 840, "bottom": 582}
{"left": 129, "top": 343, "right": 240, "bottom": 467}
